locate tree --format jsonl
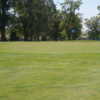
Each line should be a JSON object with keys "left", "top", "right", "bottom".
{"left": 0, "top": 0, "right": 10, "bottom": 41}
{"left": 61, "top": 0, "right": 82, "bottom": 40}
{"left": 85, "top": 16, "right": 100, "bottom": 40}
{"left": 14, "top": 0, "right": 35, "bottom": 41}
{"left": 0, "top": 0, "right": 83, "bottom": 41}
{"left": 13, "top": 0, "right": 57, "bottom": 41}
{"left": 97, "top": 5, "right": 100, "bottom": 15}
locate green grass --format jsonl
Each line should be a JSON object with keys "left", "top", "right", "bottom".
{"left": 0, "top": 41, "right": 100, "bottom": 100}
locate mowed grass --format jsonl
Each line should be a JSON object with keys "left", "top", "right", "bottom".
{"left": 0, "top": 41, "right": 100, "bottom": 100}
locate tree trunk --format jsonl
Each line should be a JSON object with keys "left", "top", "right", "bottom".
{"left": 30, "top": 34, "right": 33, "bottom": 41}
{"left": 24, "top": 33, "right": 28, "bottom": 41}
{"left": 0, "top": 28, "right": 6, "bottom": 41}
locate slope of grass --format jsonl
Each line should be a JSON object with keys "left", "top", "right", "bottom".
{"left": 0, "top": 41, "right": 100, "bottom": 100}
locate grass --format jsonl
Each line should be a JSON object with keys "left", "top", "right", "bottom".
{"left": 0, "top": 41, "right": 100, "bottom": 100}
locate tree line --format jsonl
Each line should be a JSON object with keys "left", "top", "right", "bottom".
{"left": 0, "top": 0, "right": 100, "bottom": 41}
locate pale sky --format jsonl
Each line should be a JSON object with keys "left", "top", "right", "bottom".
{"left": 54, "top": 0, "right": 100, "bottom": 19}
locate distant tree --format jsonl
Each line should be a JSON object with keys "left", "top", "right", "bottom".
{"left": 97, "top": 5, "right": 100, "bottom": 15}
{"left": 85, "top": 16, "right": 100, "bottom": 40}
{"left": 61, "top": 0, "right": 82, "bottom": 40}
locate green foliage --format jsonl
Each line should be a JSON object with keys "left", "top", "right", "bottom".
{"left": 13, "top": 0, "right": 57, "bottom": 41}
{"left": 0, "top": 0, "right": 11, "bottom": 40}
{"left": 0, "top": 0, "right": 83, "bottom": 41}
{"left": 61, "top": 0, "right": 82, "bottom": 40}
{"left": 85, "top": 16, "right": 100, "bottom": 40}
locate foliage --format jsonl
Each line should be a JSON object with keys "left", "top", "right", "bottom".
{"left": 85, "top": 16, "right": 100, "bottom": 40}
{"left": 97, "top": 5, "right": 100, "bottom": 14}
{"left": 0, "top": 0, "right": 11, "bottom": 40}
{"left": 61, "top": 0, "right": 82, "bottom": 40}
{"left": 0, "top": 0, "right": 83, "bottom": 41}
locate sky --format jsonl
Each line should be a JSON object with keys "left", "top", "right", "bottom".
{"left": 54, "top": 0, "right": 100, "bottom": 19}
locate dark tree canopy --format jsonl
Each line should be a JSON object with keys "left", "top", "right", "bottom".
{"left": 1, "top": 0, "right": 96, "bottom": 41}
{"left": 0, "top": 0, "right": 11, "bottom": 40}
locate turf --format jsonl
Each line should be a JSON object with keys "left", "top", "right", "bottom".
{"left": 0, "top": 41, "right": 100, "bottom": 100}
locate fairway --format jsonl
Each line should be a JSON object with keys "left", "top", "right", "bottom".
{"left": 0, "top": 41, "right": 100, "bottom": 100}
